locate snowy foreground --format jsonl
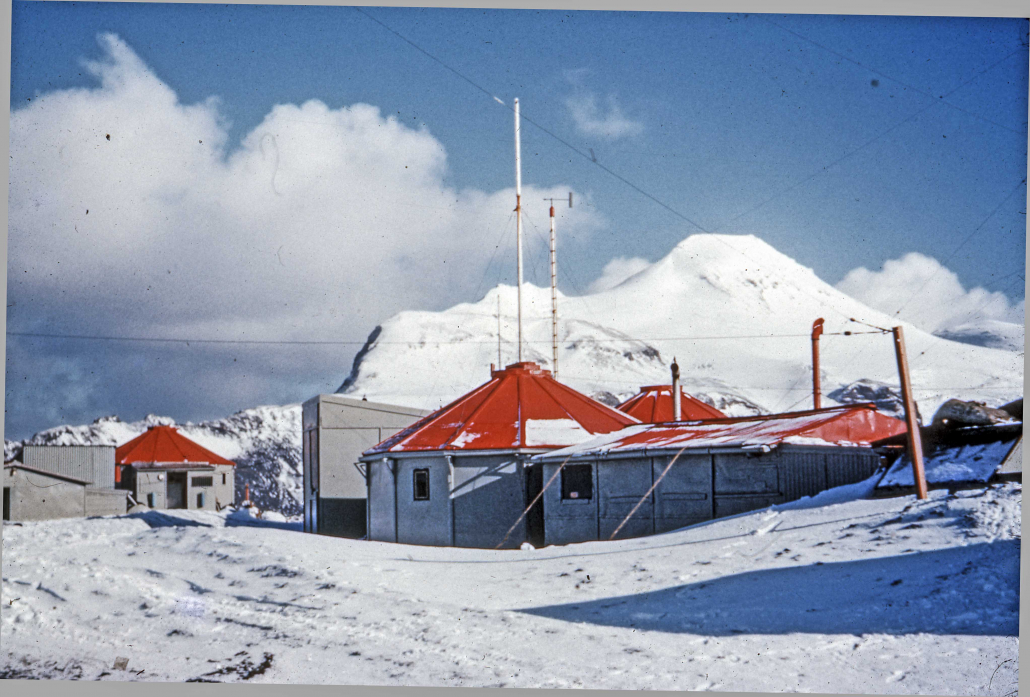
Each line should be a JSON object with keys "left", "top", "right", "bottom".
{"left": 1, "top": 480, "right": 1020, "bottom": 693}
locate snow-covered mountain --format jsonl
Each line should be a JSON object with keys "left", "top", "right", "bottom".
{"left": 339, "top": 234, "right": 1023, "bottom": 417}
{"left": 4, "top": 406, "right": 302, "bottom": 516}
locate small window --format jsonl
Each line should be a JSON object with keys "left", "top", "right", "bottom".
{"left": 222, "top": 473, "right": 226, "bottom": 486}
{"left": 192, "top": 476, "right": 213, "bottom": 488}
{"left": 413, "top": 469, "right": 430, "bottom": 501}
{"left": 561, "top": 465, "right": 593, "bottom": 501}
{"left": 146, "top": 492, "right": 155, "bottom": 508}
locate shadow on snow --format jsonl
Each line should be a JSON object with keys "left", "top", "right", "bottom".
{"left": 519, "top": 540, "right": 1019, "bottom": 637}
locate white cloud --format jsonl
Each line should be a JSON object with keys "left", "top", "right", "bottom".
{"left": 565, "top": 93, "right": 643, "bottom": 140}
{"left": 835, "top": 252, "right": 1024, "bottom": 335}
{"left": 587, "top": 256, "right": 652, "bottom": 294}
{"left": 7, "top": 33, "right": 603, "bottom": 436}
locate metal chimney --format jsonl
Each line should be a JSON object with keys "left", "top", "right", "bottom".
{"left": 671, "top": 358, "right": 682, "bottom": 422}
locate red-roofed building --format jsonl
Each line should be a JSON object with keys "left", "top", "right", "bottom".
{"left": 618, "top": 385, "right": 727, "bottom": 423}
{"left": 360, "top": 362, "right": 639, "bottom": 548}
{"left": 533, "top": 405, "right": 907, "bottom": 545}
{"left": 115, "top": 426, "right": 235, "bottom": 511}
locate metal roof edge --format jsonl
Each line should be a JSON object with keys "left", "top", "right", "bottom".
{"left": 308, "top": 393, "right": 431, "bottom": 417}
{"left": 3, "top": 462, "right": 94, "bottom": 485}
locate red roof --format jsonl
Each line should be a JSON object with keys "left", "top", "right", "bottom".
{"left": 115, "top": 426, "right": 235, "bottom": 466}
{"left": 367, "top": 362, "right": 639, "bottom": 454}
{"left": 539, "top": 404, "right": 908, "bottom": 459}
{"left": 619, "top": 385, "right": 727, "bottom": 422}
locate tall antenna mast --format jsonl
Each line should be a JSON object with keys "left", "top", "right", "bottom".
{"left": 514, "top": 98, "right": 524, "bottom": 363}
{"left": 497, "top": 293, "right": 502, "bottom": 368}
{"left": 544, "top": 192, "right": 573, "bottom": 378}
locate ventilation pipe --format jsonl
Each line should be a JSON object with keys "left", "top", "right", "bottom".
{"left": 671, "top": 358, "right": 682, "bottom": 422}
{"left": 811, "top": 318, "right": 824, "bottom": 409}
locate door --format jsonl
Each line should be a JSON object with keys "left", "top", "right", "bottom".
{"left": 167, "top": 473, "right": 187, "bottom": 509}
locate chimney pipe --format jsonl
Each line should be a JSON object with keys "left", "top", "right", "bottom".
{"left": 671, "top": 358, "right": 682, "bottom": 422}
{"left": 811, "top": 318, "right": 824, "bottom": 409}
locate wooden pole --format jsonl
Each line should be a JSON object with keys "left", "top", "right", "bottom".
{"left": 549, "top": 204, "right": 558, "bottom": 378}
{"left": 811, "top": 318, "right": 824, "bottom": 409}
{"left": 892, "top": 326, "right": 928, "bottom": 499}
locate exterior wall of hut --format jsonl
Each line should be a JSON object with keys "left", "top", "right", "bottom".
{"left": 22, "top": 445, "right": 116, "bottom": 489}
{"left": 365, "top": 452, "right": 534, "bottom": 549}
{"left": 129, "top": 465, "right": 232, "bottom": 510}
{"left": 303, "top": 395, "right": 427, "bottom": 538}
{"left": 3, "top": 467, "right": 88, "bottom": 521}
{"left": 541, "top": 446, "right": 881, "bottom": 545}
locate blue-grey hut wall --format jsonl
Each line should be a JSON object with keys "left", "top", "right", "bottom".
{"left": 365, "top": 453, "right": 532, "bottom": 548}
{"left": 394, "top": 455, "right": 450, "bottom": 546}
{"left": 452, "top": 455, "right": 527, "bottom": 549}
{"left": 542, "top": 461, "right": 599, "bottom": 546}
{"left": 21, "top": 446, "right": 116, "bottom": 489}
{"left": 368, "top": 458, "right": 397, "bottom": 542}
{"left": 652, "top": 453, "right": 714, "bottom": 533}
{"left": 541, "top": 447, "right": 881, "bottom": 545}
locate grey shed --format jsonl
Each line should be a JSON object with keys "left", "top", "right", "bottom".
{"left": 302, "top": 394, "right": 429, "bottom": 538}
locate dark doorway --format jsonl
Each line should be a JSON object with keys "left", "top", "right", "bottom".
{"left": 167, "top": 473, "right": 187, "bottom": 509}
{"left": 3, "top": 487, "right": 10, "bottom": 521}
{"left": 525, "top": 463, "right": 544, "bottom": 548}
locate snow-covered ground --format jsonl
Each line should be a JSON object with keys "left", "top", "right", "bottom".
{"left": 2, "top": 480, "right": 1019, "bottom": 692}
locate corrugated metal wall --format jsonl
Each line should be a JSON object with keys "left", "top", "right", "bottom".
{"left": 22, "top": 446, "right": 115, "bottom": 489}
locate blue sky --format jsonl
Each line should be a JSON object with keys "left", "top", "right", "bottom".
{"left": 6, "top": 3, "right": 1027, "bottom": 438}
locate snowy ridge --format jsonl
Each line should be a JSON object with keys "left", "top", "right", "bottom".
{"left": 340, "top": 234, "right": 1023, "bottom": 418}
{"left": 4, "top": 405, "right": 302, "bottom": 516}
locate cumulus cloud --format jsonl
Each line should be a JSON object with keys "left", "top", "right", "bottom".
{"left": 587, "top": 256, "right": 653, "bottom": 294}
{"left": 836, "top": 252, "right": 1024, "bottom": 335}
{"left": 6, "top": 33, "right": 601, "bottom": 438}
{"left": 565, "top": 93, "right": 643, "bottom": 140}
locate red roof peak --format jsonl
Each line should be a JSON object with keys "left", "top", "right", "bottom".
{"left": 619, "top": 385, "right": 727, "bottom": 423}
{"left": 368, "top": 363, "right": 638, "bottom": 454}
{"left": 116, "top": 426, "right": 234, "bottom": 466}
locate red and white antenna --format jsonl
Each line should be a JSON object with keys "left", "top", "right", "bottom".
{"left": 544, "top": 192, "right": 573, "bottom": 378}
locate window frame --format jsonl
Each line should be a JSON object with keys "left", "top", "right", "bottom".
{"left": 561, "top": 464, "right": 594, "bottom": 502}
{"left": 412, "top": 468, "right": 430, "bottom": 501}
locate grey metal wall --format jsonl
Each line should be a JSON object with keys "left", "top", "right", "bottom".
{"left": 130, "top": 465, "right": 233, "bottom": 510}
{"left": 394, "top": 455, "right": 451, "bottom": 546}
{"left": 452, "top": 454, "right": 527, "bottom": 549}
{"left": 303, "top": 394, "right": 427, "bottom": 537}
{"left": 367, "top": 456, "right": 397, "bottom": 542}
{"left": 22, "top": 446, "right": 116, "bottom": 489}
{"left": 3, "top": 467, "right": 87, "bottom": 521}
{"left": 541, "top": 446, "right": 881, "bottom": 545}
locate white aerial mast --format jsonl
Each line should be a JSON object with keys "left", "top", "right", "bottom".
{"left": 514, "top": 98, "right": 524, "bottom": 363}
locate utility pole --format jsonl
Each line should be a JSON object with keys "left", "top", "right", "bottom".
{"left": 544, "top": 193, "right": 572, "bottom": 378}
{"left": 892, "top": 326, "right": 928, "bottom": 499}
{"left": 811, "top": 318, "right": 824, "bottom": 409}
{"left": 497, "top": 293, "right": 502, "bottom": 368}
{"left": 514, "top": 98, "right": 524, "bottom": 363}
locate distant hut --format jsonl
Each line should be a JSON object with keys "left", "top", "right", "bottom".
{"left": 359, "top": 362, "right": 639, "bottom": 548}
{"left": 3, "top": 463, "right": 126, "bottom": 521}
{"left": 115, "top": 426, "right": 235, "bottom": 511}
{"left": 619, "top": 385, "right": 726, "bottom": 423}
{"left": 533, "top": 405, "right": 907, "bottom": 546}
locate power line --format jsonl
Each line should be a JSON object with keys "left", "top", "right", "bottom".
{"left": 5, "top": 329, "right": 883, "bottom": 347}
{"left": 893, "top": 177, "right": 1027, "bottom": 318}
{"left": 759, "top": 16, "right": 1026, "bottom": 136}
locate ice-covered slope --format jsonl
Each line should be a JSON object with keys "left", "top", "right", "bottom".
{"left": 340, "top": 234, "right": 1023, "bottom": 417}
{"left": 3, "top": 406, "right": 302, "bottom": 516}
